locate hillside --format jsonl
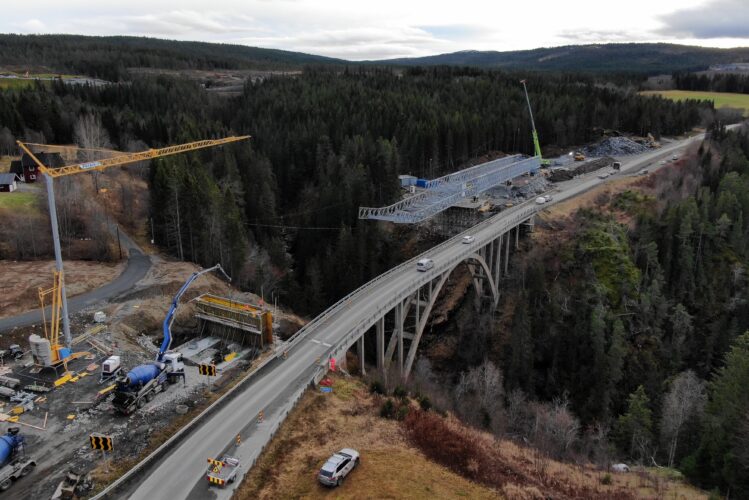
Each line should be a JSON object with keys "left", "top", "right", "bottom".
{"left": 237, "top": 373, "right": 706, "bottom": 499}
{"left": 0, "top": 34, "right": 344, "bottom": 80}
{"left": 376, "top": 43, "right": 749, "bottom": 74}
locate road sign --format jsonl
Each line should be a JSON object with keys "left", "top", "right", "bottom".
{"left": 90, "top": 434, "right": 113, "bottom": 451}
{"left": 199, "top": 363, "right": 217, "bottom": 376}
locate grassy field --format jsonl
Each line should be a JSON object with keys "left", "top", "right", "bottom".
{"left": 0, "top": 191, "right": 38, "bottom": 210}
{"left": 641, "top": 89, "right": 749, "bottom": 115}
{"left": 0, "top": 78, "right": 51, "bottom": 90}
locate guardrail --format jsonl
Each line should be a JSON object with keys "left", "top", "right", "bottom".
{"left": 91, "top": 352, "right": 280, "bottom": 499}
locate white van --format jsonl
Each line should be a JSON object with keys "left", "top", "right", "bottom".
{"left": 416, "top": 258, "right": 434, "bottom": 272}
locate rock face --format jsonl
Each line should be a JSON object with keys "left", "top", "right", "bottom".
{"left": 584, "top": 137, "right": 649, "bottom": 157}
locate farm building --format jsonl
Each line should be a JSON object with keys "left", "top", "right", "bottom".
{"left": 9, "top": 152, "right": 64, "bottom": 183}
{"left": 0, "top": 173, "right": 17, "bottom": 192}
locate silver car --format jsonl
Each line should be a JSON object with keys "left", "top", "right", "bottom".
{"left": 318, "top": 448, "right": 360, "bottom": 487}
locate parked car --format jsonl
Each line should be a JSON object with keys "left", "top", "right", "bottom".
{"left": 535, "top": 196, "right": 547, "bottom": 205}
{"left": 462, "top": 235, "right": 475, "bottom": 244}
{"left": 318, "top": 449, "right": 360, "bottom": 487}
{"left": 416, "top": 258, "right": 434, "bottom": 272}
{"left": 598, "top": 172, "right": 609, "bottom": 179}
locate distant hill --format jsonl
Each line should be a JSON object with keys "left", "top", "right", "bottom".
{"left": 0, "top": 34, "right": 344, "bottom": 80}
{"left": 373, "top": 43, "right": 749, "bottom": 74}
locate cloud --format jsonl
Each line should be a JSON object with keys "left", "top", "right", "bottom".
{"left": 21, "top": 18, "right": 47, "bottom": 32}
{"left": 71, "top": 10, "right": 259, "bottom": 37}
{"left": 658, "top": 0, "right": 749, "bottom": 39}
{"left": 557, "top": 29, "right": 651, "bottom": 43}
{"left": 236, "top": 25, "right": 453, "bottom": 60}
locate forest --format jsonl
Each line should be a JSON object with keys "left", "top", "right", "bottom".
{"left": 0, "top": 66, "right": 711, "bottom": 311}
{"left": 674, "top": 70, "right": 749, "bottom": 94}
{"left": 0, "top": 34, "right": 341, "bottom": 80}
{"left": 412, "top": 125, "right": 749, "bottom": 497}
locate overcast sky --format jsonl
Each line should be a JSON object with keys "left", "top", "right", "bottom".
{"left": 4, "top": 0, "right": 749, "bottom": 60}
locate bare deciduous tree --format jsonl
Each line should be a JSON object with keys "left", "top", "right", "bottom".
{"left": 74, "top": 114, "right": 111, "bottom": 192}
{"left": 661, "top": 370, "right": 707, "bottom": 467}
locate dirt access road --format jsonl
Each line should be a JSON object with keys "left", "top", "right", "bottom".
{"left": 0, "top": 227, "right": 151, "bottom": 332}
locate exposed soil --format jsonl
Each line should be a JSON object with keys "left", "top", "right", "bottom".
{"left": 0, "top": 260, "right": 125, "bottom": 318}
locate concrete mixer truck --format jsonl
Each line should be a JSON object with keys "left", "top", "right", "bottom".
{"left": 0, "top": 428, "right": 35, "bottom": 492}
{"left": 112, "top": 264, "right": 230, "bottom": 415}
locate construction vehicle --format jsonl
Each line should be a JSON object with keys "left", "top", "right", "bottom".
{"left": 206, "top": 456, "right": 240, "bottom": 487}
{"left": 520, "top": 80, "right": 550, "bottom": 167}
{"left": 574, "top": 152, "right": 585, "bottom": 161}
{"left": 112, "top": 264, "right": 230, "bottom": 415}
{"left": 51, "top": 468, "right": 92, "bottom": 499}
{"left": 0, "top": 428, "right": 36, "bottom": 492}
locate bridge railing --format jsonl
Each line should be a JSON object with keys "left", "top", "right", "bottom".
{"left": 281, "top": 199, "right": 543, "bottom": 356}
{"left": 320, "top": 202, "right": 542, "bottom": 365}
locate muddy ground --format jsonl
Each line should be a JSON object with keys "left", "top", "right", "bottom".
{"left": 0, "top": 257, "right": 305, "bottom": 498}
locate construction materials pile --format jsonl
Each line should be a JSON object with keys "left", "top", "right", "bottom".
{"left": 548, "top": 157, "right": 616, "bottom": 182}
{"left": 584, "top": 137, "right": 648, "bottom": 157}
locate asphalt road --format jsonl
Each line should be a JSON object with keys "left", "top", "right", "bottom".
{"left": 118, "top": 129, "right": 727, "bottom": 500}
{"left": 0, "top": 226, "right": 151, "bottom": 332}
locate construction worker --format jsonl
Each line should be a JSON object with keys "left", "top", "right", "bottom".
{"left": 235, "top": 434, "right": 241, "bottom": 447}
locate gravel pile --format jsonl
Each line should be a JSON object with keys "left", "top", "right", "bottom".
{"left": 584, "top": 137, "right": 648, "bottom": 156}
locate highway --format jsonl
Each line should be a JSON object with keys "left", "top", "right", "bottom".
{"left": 110, "top": 127, "right": 723, "bottom": 499}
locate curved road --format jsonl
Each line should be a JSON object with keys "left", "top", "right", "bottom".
{"left": 103, "top": 128, "right": 737, "bottom": 500}
{"left": 0, "top": 227, "right": 151, "bottom": 332}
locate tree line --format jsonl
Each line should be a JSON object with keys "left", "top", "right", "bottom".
{"left": 0, "top": 66, "right": 712, "bottom": 308}
{"left": 674, "top": 70, "right": 749, "bottom": 94}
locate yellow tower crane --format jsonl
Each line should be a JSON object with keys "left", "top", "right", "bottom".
{"left": 17, "top": 135, "right": 251, "bottom": 352}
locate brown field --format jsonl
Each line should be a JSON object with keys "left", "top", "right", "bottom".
{"left": 236, "top": 375, "right": 706, "bottom": 499}
{"left": 0, "top": 260, "right": 124, "bottom": 318}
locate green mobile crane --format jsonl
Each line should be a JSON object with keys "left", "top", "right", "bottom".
{"left": 520, "top": 80, "right": 550, "bottom": 167}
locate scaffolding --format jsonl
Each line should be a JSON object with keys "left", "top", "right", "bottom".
{"left": 358, "top": 155, "right": 540, "bottom": 224}
{"left": 193, "top": 294, "right": 274, "bottom": 348}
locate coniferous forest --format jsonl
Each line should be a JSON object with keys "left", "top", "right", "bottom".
{"left": 2, "top": 63, "right": 747, "bottom": 495}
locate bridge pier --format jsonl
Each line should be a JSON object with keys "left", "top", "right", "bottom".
{"left": 358, "top": 336, "right": 366, "bottom": 376}
{"left": 376, "top": 317, "right": 384, "bottom": 371}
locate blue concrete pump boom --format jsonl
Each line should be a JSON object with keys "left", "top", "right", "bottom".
{"left": 159, "top": 264, "right": 231, "bottom": 361}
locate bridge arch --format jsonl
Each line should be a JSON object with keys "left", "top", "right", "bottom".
{"left": 400, "top": 252, "right": 499, "bottom": 376}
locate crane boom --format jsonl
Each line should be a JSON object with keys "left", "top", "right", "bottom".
{"left": 160, "top": 264, "right": 231, "bottom": 360}
{"left": 17, "top": 136, "right": 250, "bottom": 178}
{"left": 14, "top": 135, "right": 250, "bottom": 349}
{"left": 520, "top": 80, "right": 549, "bottom": 167}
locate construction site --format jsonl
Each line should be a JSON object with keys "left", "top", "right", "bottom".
{"left": 0, "top": 137, "right": 305, "bottom": 498}
{"left": 0, "top": 84, "right": 670, "bottom": 498}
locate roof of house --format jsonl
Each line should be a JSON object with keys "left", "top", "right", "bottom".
{"left": 0, "top": 173, "right": 17, "bottom": 185}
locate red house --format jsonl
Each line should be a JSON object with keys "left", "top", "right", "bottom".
{"left": 10, "top": 152, "right": 64, "bottom": 183}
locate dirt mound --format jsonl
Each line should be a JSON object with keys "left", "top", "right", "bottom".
{"left": 584, "top": 137, "right": 648, "bottom": 156}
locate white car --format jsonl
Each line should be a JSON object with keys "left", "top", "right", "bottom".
{"left": 318, "top": 448, "right": 360, "bottom": 487}
{"left": 462, "top": 235, "right": 475, "bottom": 244}
{"left": 598, "top": 173, "right": 609, "bottom": 179}
{"left": 416, "top": 258, "right": 434, "bottom": 272}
